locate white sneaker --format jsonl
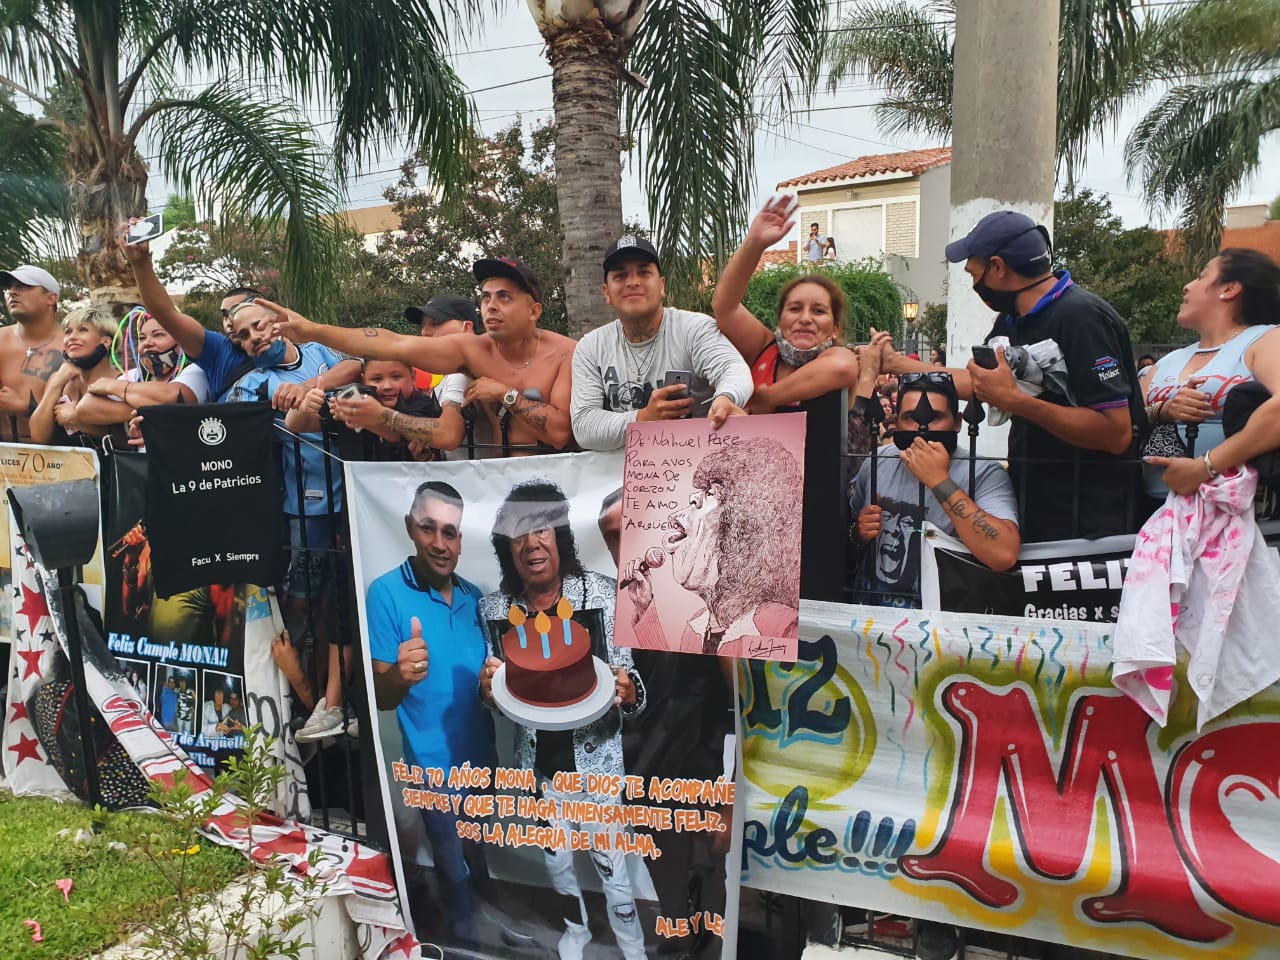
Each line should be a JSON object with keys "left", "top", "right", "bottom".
{"left": 295, "top": 698, "right": 344, "bottom": 742}
{"left": 557, "top": 920, "right": 591, "bottom": 960}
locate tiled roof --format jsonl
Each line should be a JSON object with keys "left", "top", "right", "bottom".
{"left": 778, "top": 147, "right": 952, "bottom": 189}
{"left": 758, "top": 242, "right": 797, "bottom": 269}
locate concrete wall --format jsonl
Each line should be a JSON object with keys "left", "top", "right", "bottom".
{"left": 883, "top": 164, "right": 950, "bottom": 311}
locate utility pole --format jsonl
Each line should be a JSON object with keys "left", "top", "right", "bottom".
{"left": 948, "top": 0, "right": 1060, "bottom": 454}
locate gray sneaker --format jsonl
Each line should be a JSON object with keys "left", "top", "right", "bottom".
{"left": 295, "top": 698, "right": 344, "bottom": 742}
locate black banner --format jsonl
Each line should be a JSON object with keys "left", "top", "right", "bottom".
{"left": 140, "top": 403, "right": 282, "bottom": 597}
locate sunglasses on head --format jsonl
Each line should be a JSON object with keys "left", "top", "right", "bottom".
{"left": 898, "top": 371, "right": 954, "bottom": 388}
{"left": 220, "top": 295, "right": 258, "bottom": 319}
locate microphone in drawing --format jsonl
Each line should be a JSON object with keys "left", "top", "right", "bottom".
{"left": 620, "top": 547, "right": 666, "bottom": 588}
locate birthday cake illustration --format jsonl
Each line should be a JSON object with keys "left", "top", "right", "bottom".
{"left": 490, "top": 597, "right": 615, "bottom": 730}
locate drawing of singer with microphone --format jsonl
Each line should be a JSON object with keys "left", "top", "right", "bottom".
{"left": 618, "top": 439, "right": 802, "bottom": 659}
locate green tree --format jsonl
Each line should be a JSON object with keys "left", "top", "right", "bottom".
{"left": 0, "top": 0, "right": 475, "bottom": 314}
{"left": 824, "top": 0, "right": 1145, "bottom": 177}
{"left": 1125, "top": 0, "right": 1280, "bottom": 264}
{"left": 1053, "top": 189, "right": 1192, "bottom": 345}
{"left": 161, "top": 193, "right": 196, "bottom": 229}
{"left": 524, "top": 0, "right": 832, "bottom": 335}
{"left": 381, "top": 121, "right": 568, "bottom": 333}
{"left": 0, "top": 89, "right": 69, "bottom": 266}
{"left": 741, "top": 259, "right": 903, "bottom": 343}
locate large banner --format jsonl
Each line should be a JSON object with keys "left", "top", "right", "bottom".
{"left": 740, "top": 600, "right": 1280, "bottom": 960}
{"left": 346, "top": 452, "right": 740, "bottom": 960}
{"left": 102, "top": 451, "right": 308, "bottom": 814}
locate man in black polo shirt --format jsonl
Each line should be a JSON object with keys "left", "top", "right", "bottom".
{"left": 944, "top": 210, "right": 1142, "bottom": 541}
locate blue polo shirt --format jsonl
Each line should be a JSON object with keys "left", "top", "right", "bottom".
{"left": 365, "top": 560, "right": 495, "bottom": 774}
{"left": 196, "top": 329, "right": 255, "bottom": 399}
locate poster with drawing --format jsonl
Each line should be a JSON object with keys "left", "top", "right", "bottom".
{"left": 614, "top": 414, "right": 805, "bottom": 661}
{"left": 345, "top": 451, "right": 741, "bottom": 960}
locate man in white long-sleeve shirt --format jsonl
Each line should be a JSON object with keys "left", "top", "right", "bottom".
{"left": 571, "top": 235, "right": 753, "bottom": 451}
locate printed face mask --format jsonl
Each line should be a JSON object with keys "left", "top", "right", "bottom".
{"left": 143, "top": 346, "right": 181, "bottom": 378}
{"left": 249, "top": 338, "right": 287, "bottom": 368}
{"left": 774, "top": 328, "right": 834, "bottom": 368}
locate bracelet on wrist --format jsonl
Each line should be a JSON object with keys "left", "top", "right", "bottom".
{"left": 931, "top": 478, "right": 961, "bottom": 503}
{"left": 1203, "top": 451, "right": 1220, "bottom": 479}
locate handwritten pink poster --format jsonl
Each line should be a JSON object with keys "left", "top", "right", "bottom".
{"left": 614, "top": 413, "right": 805, "bottom": 660}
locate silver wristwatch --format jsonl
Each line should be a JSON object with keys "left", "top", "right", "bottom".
{"left": 499, "top": 388, "right": 519, "bottom": 418}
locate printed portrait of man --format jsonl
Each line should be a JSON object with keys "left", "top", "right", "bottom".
{"left": 622, "top": 437, "right": 803, "bottom": 658}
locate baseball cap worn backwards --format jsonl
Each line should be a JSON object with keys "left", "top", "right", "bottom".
{"left": 0, "top": 264, "right": 60, "bottom": 295}
{"left": 405, "top": 294, "right": 481, "bottom": 327}
{"left": 603, "top": 235, "right": 661, "bottom": 277}
{"left": 945, "top": 210, "right": 1052, "bottom": 274}
{"left": 473, "top": 257, "right": 543, "bottom": 304}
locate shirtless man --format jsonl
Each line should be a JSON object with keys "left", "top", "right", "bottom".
{"left": 0, "top": 265, "right": 65, "bottom": 441}
{"left": 267, "top": 257, "right": 575, "bottom": 453}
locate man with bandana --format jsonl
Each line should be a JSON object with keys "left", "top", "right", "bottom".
{"left": 570, "top": 235, "right": 752, "bottom": 451}
{"left": 849, "top": 369, "right": 1021, "bottom": 606}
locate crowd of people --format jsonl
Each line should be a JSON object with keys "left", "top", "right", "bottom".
{"left": 4, "top": 200, "right": 1280, "bottom": 960}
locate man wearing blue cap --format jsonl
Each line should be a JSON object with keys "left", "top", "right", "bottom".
{"left": 892, "top": 210, "right": 1142, "bottom": 541}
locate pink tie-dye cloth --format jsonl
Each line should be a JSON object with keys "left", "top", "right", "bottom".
{"left": 1113, "top": 466, "right": 1280, "bottom": 728}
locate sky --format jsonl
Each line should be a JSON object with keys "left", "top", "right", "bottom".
{"left": 334, "top": 3, "right": 1279, "bottom": 239}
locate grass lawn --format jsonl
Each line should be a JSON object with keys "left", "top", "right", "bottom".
{"left": 0, "top": 790, "right": 247, "bottom": 959}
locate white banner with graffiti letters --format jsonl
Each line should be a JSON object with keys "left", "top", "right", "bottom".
{"left": 739, "top": 600, "right": 1280, "bottom": 959}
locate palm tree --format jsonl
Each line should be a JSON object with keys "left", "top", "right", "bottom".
{"left": 1125, "top": 0, "right": 1280, "bottom": 264}
{"left": 824, "top": 0, "right": 1144, "bottom": 180}
{"left": 526, "top": 0, "right": 831, "bottom": 336}
{"left": 0, "top": 0, "right": 475, "bottom": 314}
{"left": 0, "top": 91, "right": 68, "bottom": 267}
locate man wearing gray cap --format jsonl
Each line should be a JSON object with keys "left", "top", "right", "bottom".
{"left": 0, "top": 264, "right": 65, "bottom": 441}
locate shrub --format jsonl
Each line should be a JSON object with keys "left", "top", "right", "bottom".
{"left": 738, "top": 258, "right": 902, "bottom": 343}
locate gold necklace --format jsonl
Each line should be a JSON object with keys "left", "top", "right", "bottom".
{"left": 496, "top": 332, "right": 541, "bottom": 370}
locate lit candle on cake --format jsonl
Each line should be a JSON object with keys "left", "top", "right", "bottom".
{"left": 556, "top": 597, "right": 574, "bottom": 646}
{"left": 508, "top": 604, "right": 528, "bottom": 649}
{"left": 534, "top": 610, "right": 552, "bottom": 660}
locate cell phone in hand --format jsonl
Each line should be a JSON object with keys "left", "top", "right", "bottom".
{"left": 126, "top": 213, "right": 164, "bottom": 245}
{"left": 335, "top": 383, "right": 363, "bottom": 401}
{"left": 664, "top": 370, "right": 692, "bottom": 396}
{"left": 664, "top": 370, "right": 693, "bottom": 418}
{"left": 971, "top": 345, "right": 998, "bottom": 370}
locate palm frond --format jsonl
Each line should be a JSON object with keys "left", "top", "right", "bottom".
{"left": 151, "top": 0, "right": 477, "bottom": 188}
{"left": 1056, "top": 0, "right": 1142, "bottom": 173}
{"left": 145, "top": 84, "right": 346, "bottom": 318}
{"left": 825, "top": 0, "right": 954, "bottom": 144}
{"left": 626, "top": 0, "right": 832, "bottom": 292}
{"left": 1125, "top": 75, "right": 1280, "bottom": 264}
{"left": 0, "top": 96, "right": 70, "bottom": 264}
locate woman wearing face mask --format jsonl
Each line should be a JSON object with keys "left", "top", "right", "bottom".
{"left": 30, "top": 306, "right": 119, "bottom": 445}
{"left": 74, "top": 308, "right": 211, "bottom": 430}
{"left": 712, "top": 195, "right": 864, "bottom": 415}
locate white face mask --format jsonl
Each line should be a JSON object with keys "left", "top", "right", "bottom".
{"left": 774, "top": 328, "right": 834, "bottom": 367}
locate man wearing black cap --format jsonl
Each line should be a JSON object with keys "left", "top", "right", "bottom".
{"left": 888, "top": 210, "right": 1143, "bottom": 541}
{"left": 271, "top": 258, "right": 575, "bottom": 454}
{"left": 404, "top": 294, "right": 481, "bottom": 339}
{"left": 850, "top": 371, "right": 1020, "bottom": 606}
{"left": 0, "top": 264, "right": 65, "bottom": 441}
{"left": 571, "top": 235, "right": 752, "bottom": 451}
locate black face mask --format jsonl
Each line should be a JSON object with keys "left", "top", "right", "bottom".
{"left": 892, "top": 429, "right": 959, "bottom": 456}
{"left": 64, "top": 343, "right": 109, "bottom": 371}
{"left": 892, "top": 390, "right": 958, "bottom": 454}
{"left": 973, "top": 262, "right": 1048, "bottom": 315}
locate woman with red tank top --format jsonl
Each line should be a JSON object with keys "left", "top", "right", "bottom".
{"left": 711, "top": 196, "right": 874, "bottom": 415}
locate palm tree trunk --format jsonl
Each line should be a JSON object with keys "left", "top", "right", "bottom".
{"left": 547, "top": 33, "right": 624, "bottom": 338}
{"left": 66, "top": 123, "right": 147, "bottom": 306}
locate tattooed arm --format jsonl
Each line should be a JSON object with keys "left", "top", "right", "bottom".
{"left": 507, "top": 346, "right": 574, "bottom": 449}
{"left": 381, "top": 402, "right": 466, "bottom": 453}
{"left": 932, "top": 480, "right": 1021, "bottom": 571}
{"left": 262, "top": 300, "right": 473, "bottom": 375}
